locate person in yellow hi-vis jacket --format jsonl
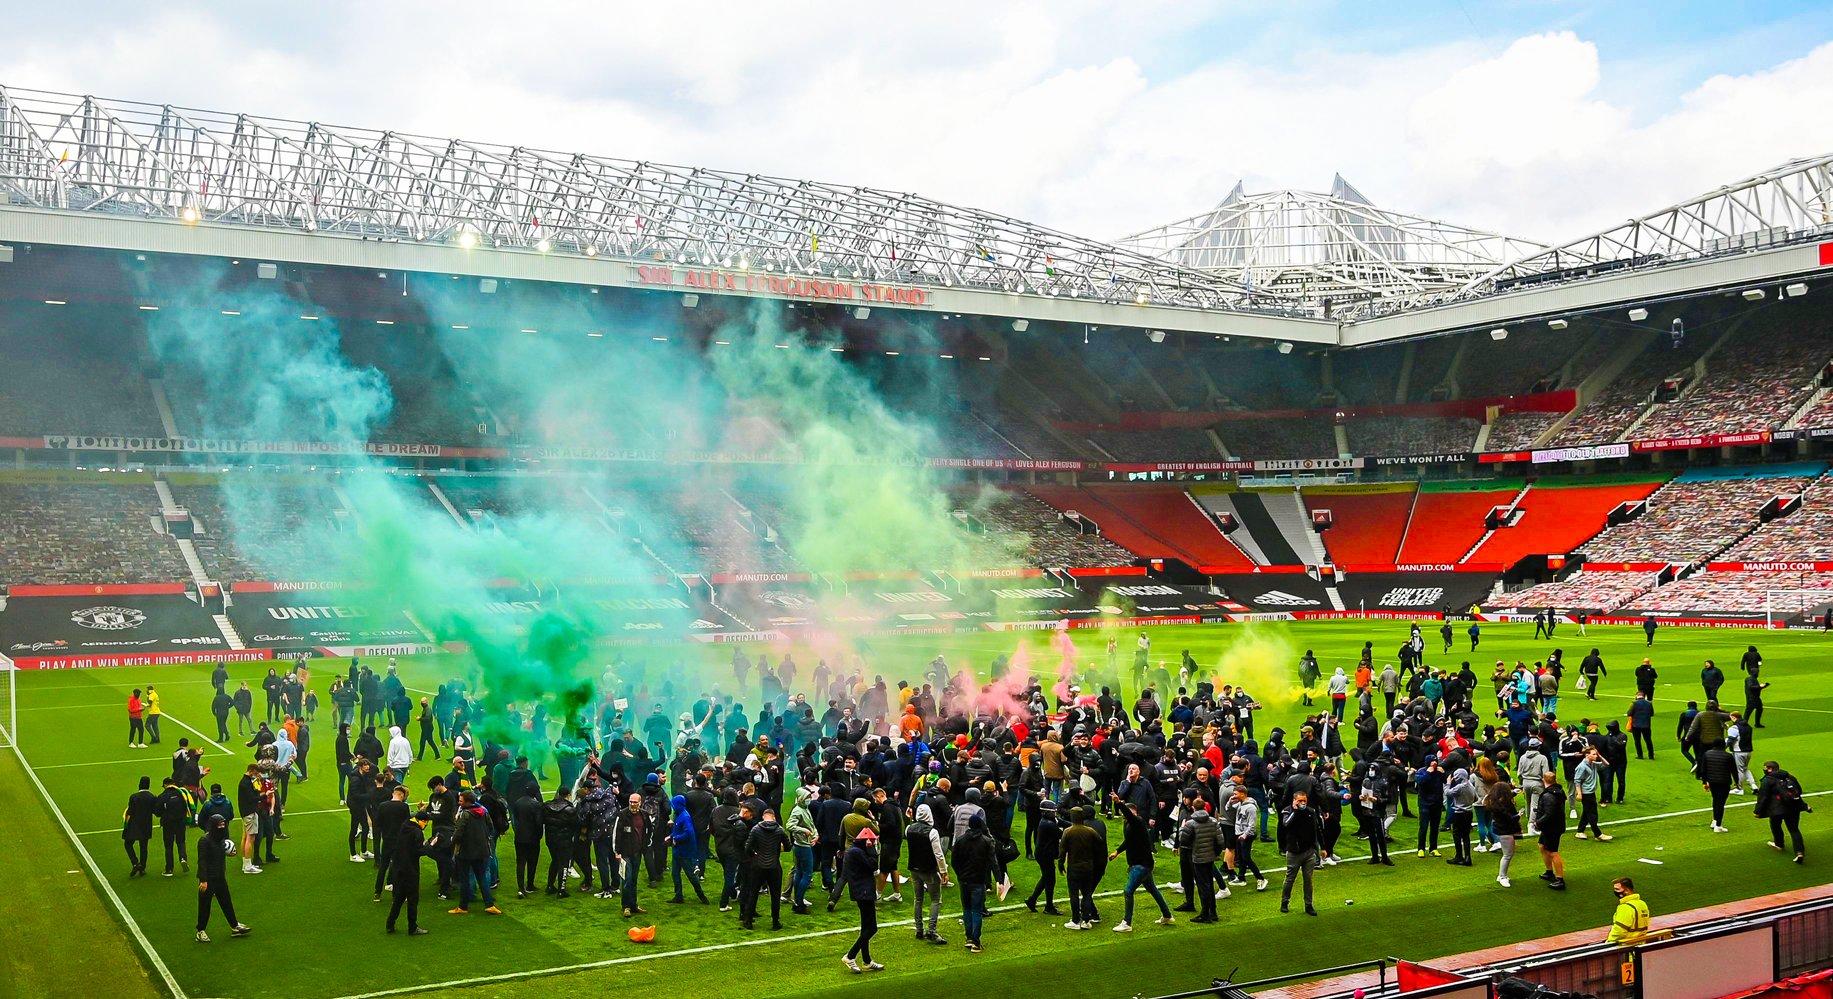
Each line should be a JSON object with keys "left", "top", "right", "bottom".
{"left": 1606, "top": 876, "right": 1650, "bottom": 944}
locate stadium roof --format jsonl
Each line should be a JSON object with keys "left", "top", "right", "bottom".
{"left": 0, "top": 85, "right": 1288, "bottom": 314}
{"left": 1115, "top": 175, "right": 1559, "bottom": 312}
{"left": 0, "top": 85, "right": 1828, "bottom": 346}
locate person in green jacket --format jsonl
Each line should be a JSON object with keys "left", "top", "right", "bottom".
{"left": 786, "top": 786, "right": 819, "bottom": 914}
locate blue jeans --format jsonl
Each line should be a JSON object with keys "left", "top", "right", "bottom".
{"left": 1248, "top": 787, "right": 1270, "bottom": 838}
{"left": 791, "top": 845, "right": 815, "bottom": 904}
{"left": 1045, "top": 778, "right": 1063, "bottom": 802}
{"left": 619, "top": 856, "right": 642, "bottom": 910}
{"left": 1123, "top": 864, "right": 1170, "bottom": 924}
{"left": 672, "top": 844, "right": 707, "bottom": 901}
{"left": 960, "top": 883, "right": 987, "bottom": 943}
{"left": 458, "top": 857, "right": 494, "bottom": 909}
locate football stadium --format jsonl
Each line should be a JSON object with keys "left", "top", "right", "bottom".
{"left": 3, "top": 36, "right": 1833, "bottom": 999}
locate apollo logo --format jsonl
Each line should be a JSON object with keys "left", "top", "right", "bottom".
{"left": 1253, "top": 590, "right": 1320, "bottom": 607}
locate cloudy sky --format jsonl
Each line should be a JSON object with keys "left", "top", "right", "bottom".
{"left": 5, "top": 1, "right": 1831, "bottom": 247}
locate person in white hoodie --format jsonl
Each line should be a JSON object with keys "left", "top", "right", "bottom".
{"left": 386, "top": 726, "right": 413, "bottom": 782}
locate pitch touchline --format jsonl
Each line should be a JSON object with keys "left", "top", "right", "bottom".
{"left": 75, "top": 807, "right": 348, "bottom": 837}
{"left": 323, "top": 787, "right": 1831, "bottom": 999}
{"left": 9, "top": 745, "right": 187, "bottom": 999}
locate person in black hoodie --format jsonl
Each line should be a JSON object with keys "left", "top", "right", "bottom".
{"left": 1024, "top": 798, "right": 1062, "bottom": 914}
{"left": 371, "top": 785, "right": 411, "bottom": 902}
{"left": 509, "top": 782, "right": 544, "bottom": 898}
{"left": 1112, "top": 797, "right": 1173, "bottom": 931}
{"left": 123, "top": 776, "right": 158, "bottom": 877}
{"left": 386, "top": 810, "right": 430, "bottom": 935}
{"left": 841, "top": 828, "right": 883, "bottom": 972}
{"left": 542, "top": 786, "right": 580, "bottom": 897}
{"left": 193, "top": 814, "right": 250, "bottom": 942}
{"left": 742, "top": 808, "right": 790, "bottom": 930}
{"left": 211, "top": 686, "right": 233, "bottom": 743}
{"left": 157, "top": 777, "right": 190, "bottom": 877}
{"left": 952, "top": 813, "right": 997, "bottom": 952}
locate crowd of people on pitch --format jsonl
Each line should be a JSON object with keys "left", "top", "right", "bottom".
{"left": 121, "top": 631, "right": 1813, "bottom": 967}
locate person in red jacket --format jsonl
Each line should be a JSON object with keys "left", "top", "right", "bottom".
{"left": 128, "top": 689, "right": 147, "bottom": 748}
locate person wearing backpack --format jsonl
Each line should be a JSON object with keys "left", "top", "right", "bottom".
{"left": 1755, "top": 761, "right": 1811, "bottom": 863}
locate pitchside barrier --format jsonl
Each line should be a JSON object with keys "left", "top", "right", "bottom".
{"left": 0, "top": 653, "right": 14, "bottom": 748}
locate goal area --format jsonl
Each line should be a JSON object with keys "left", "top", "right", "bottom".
{"left": 1765, "top": 589, "right": 1833, "bottom": 631}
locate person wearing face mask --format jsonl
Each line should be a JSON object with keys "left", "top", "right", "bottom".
{"left": 194, "top": 813, "right": 252, "bottom": 943}
{"left": 1605, "top": 876, "right": 1650, "bottom": 944}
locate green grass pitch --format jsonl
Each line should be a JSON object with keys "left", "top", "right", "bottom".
{"left": 4, "top": 619, "right": 1829, "bottom": 999}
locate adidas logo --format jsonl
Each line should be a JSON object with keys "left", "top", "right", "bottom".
{"left": 1254, "top": 590, "right": 1320, "bottom": 607}
{"left": 688, "top": 619, "right": 723, "bottom": 630}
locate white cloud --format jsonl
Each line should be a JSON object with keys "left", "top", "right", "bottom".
{"left": 2, "top": 7, "right": 1829, "bottom": 249}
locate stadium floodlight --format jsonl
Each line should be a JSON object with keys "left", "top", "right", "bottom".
{"left": 457, "top": 230, "right": 478, "bottom": 249}
{"left": 1785, "top": 282, "right": 1809, "bottom": 298}
{"left": 1742, "top": 288, "right": 1766, "bottom": 301}
{"left": 681, "top": 294, "right": 699, "bottom": 308}
{"left": 1148, "top": 330, "right": 1166, "bottom": 343}
{"left": 738, "top": 257, "right": 750, "bottom": 270}
{"left": 536, "top": 239, "right": 552, "bottom": 253}
{"left": 1490, "top": 328, "right": 1508, "bottom": 340}
{"left": 1277, "top": 341, "right": 1293, "bottom": 354}
{"left": 181, "top": 206, "right": 199, "bottom": 223}
{"left": 1547, "top": 318, "right": 1569, "bottom": 330}
{"left": 1628, "top": 307, "right": 1649, "bottom": 321}
{"left": 584, "top": 245, "right": 597, "bottom": 257}
{"left": 1135, "top": 291, "right": 1148, "bottom": 304}
{"left": 1012, "top": 320, "right": 1029, "bottom": 332}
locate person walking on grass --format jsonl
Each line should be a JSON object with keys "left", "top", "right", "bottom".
{"left": 128, "top": 689, "right": 147, "bottom": 748}
{"left": 1279, "top": 790, "right": 1322, "bottom": 916}
{"left": 416, "top": 698, "right": 442, "bottom": 761}
{"left": 1536, "top": 771, "right": 1568, "bottom": 891}
{"left": 906, "top": 802, "right": 949, "bottom": 945}
{"left": 1489, "top": 778, "right": 1523, "bottom": 888}
{"left": 1755, "top": 761, "right": 1811, "bottom": 864}
{"left": 233, "top": 682, "right": 254, "bottom": 737}
{"left": 194, "top": 814, "right": 251, "bottom": 943}
{"left": 1572, "top": 747, "right": 1612, "bottom": 842}
{"left": 387, "top": 809, "right": 431, "bottom": 936}
{"left": 123, "top": 776, "right": 157, "bottom": 877}
{"left": 841, "top": 827, "right": 883, "bottom": 973}
{"left": 448, "top": 790, "right": 502, "bottom": 916}
{"left": 1700, "top": 742, "right": 1737, "bottom": 834}
{"left": 158, "top": 777, "right": 191, "bottom": 876}
{"left": 953, "top": 813, "right": 997, "bottom": 952}
{"left": 1112, "top": 796, "right": 1174, "bottom": 931}
{"left": 145, "top": 685, "right": 163, "bottom": 745}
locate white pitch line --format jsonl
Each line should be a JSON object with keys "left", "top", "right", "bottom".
{"left": 36, "top": 756, "right": 176, "bottom": 771}
{"left": 8, "top": 743, "right": 187, "bottom": 999}
{"left": 75, "top": 807, "right": 348, "bottom": 837}
{"left": 323, "top": 785, "right": 1833, "bottom": 999}
{"left": 162, "top": 712, "right": 233, "bottom": 756}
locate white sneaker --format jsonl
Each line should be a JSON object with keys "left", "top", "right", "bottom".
{"left": 843, "top": 957, "right": 861, "bottom": 974}
{"left": 1730, "top": 788, "right": 1744, "bottom": 796}
{"left": 864, "top": 962, "right": 885, "bottom": 972}
{"left": 1112, "top": 921, "right": 1132, "bottom": 932}
{"left": 1498, "top": 876, "right": 1511, "bottom": 888}
{"left": 1063, "top": 921, "right": 1087, "bottom": 930}
{"left": 1216, "top": 887, "right": 1230, "bottom": 900}
{"left": 1715, "top": 825, "right": 1729, "bottom": 834}
{"left": 350, "top": 854, "right": 366, "bottom": 863}
{"left": 1255, "top": 878, "right": 1268, "bottom": 892}
{"left": 243, "top": 866, "right": 262, "bottom": 875}
{"left": 363, "top": 851, "right": 375, "bottom": 858}
{"left": 1169, "top": 883, "right": 1185, "bottom": 894}
{"left": 196, "top": 931, "right": 209, "bottom": 943}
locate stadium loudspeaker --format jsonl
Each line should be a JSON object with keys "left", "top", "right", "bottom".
{"left": 1012, "top": 319, "right": 1029, "bottom": 332}
{"left": 1148, "top": 330, "right": 1166, "bottom": 343}
{"left": 1786, "top": 282, "right": 1809, "bottom": 298}
{"left": 479, "top": 278, "right": 498, "bottom": 294}
{"left": 1627, "top": 307, "right": 1649, "bottom": 321}
{"left": 682, "top": 294, "right": 699, "bottom": 308}
{"left": 1547, "top": 318, "right": 1568, "bottom": 330}
{"left": 854, "top": 307, "right": 870, "bottom": 320}
{"left": 1277, "top": 341, "right": 1293, "bottom": 354}
{"left": 1490, "top": 328, "right": 1508, "bottom": 340}
{"left": 1742, "top": 288, "right": 1766, "bottom": 301}
{"left": 257, "top": 262, "right": 278, "bottom": 280}
{"left": 0, "top": 245, "right": 12, "bottom": 264}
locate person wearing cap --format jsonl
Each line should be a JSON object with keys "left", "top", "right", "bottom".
{"left": 841, "top": 827, "right": 883, "bottom": 973}
{"left": 1024, "top": 798, "right": 1062, "bottom": 914}
{"left": 387, "top": 808, "right": 431, "bottom": 935}
{"left": 952, "top": 813, "right": 996, "bottom": 952}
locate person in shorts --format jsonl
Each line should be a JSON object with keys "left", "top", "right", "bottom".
{"left": 1535, "top": 770, "right": 1567, "bottom": 891}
